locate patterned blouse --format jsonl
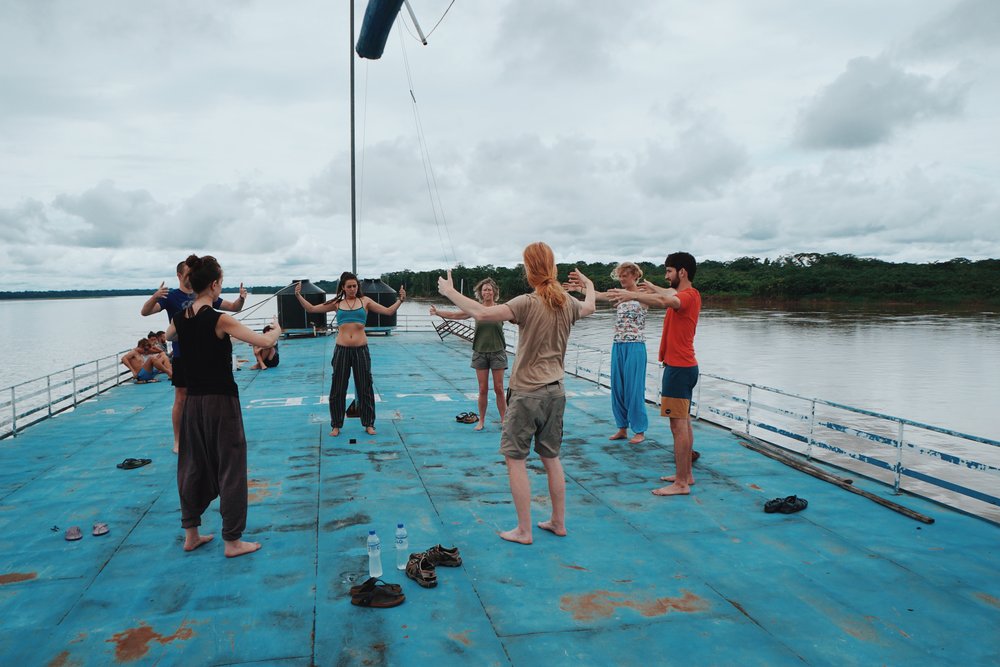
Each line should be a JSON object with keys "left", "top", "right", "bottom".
{"left": 613, "top": 299, "right": 647, "bottom": 343}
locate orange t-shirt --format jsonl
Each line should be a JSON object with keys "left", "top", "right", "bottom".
{"left": 658, "top": 287, "right": 701, "bottom": 367}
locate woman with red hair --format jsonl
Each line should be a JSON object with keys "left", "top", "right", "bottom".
{"left": 438, "top": 242, "right": 596, "bottom": 544}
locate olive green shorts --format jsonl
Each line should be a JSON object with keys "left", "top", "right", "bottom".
{"left": 499, "top": 382, "right": 566, "bottom": 460}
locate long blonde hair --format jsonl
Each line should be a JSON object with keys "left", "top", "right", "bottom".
{"left": 523, "top": 242, "right": 566, "bottom": 310}
{"left": 474, "top": 277, "right": 499, "bottom": 303}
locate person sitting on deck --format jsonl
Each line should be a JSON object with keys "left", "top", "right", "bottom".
{"left": 122, "top": 338, "right": 172, "bottom": 383}
{"left": 249, "top": 325, "right": 280, "bottom": 370}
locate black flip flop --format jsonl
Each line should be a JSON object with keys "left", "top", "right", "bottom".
{"left": 779, "top": 495, "right": 808, "bottom": 514}
{"left": 349, "top": 577, "right": 402, "bottom": 597}
{"left": 350, "top": 586, "right": 406, "bottom": 608}
{"left": 116, "top": 458, "right": 152, "bottom": 470}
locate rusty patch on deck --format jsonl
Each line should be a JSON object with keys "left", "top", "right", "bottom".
{"left": 105, "top": 622, "right": 194, "bottom": 662}
{"left": 0, "top": 572, "right": 37, "bottom": 585}
{"left": 46, "top": 651, "right": 80, "bottom": 667}
{"left": 247, "top": 479, "right": 273, "bottom": 503}
{"left": 448, "top": 630, "right": 472, "bottom": 646}
{"left": 560, "top": 589, "right": 708, "bottom": 621}
{"left": 976, "top": 592, "right": 1000, "bottom": 608}
{"left": 749, "top": 484, "right": 762, "bottom": 490}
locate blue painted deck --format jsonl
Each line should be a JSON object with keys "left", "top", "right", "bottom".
{"left": 0, "top": 333, "right": 998, "bottom": 666}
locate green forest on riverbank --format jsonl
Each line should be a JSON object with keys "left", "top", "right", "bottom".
{"left": 3, "top": 254, "right": 998, "bottom": 306}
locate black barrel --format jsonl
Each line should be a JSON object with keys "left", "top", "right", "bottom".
{"left": 361, "top": 278, "right": 398, "bottom": 330}
{"left": 277, "top": 279, "right": 327, "bottom": 331}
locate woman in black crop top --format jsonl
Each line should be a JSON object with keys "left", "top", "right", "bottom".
{"left": 166, "top": 255, "right": 281, "bottom": 559}
{"left": 295, "top": 271, "right": 405, "bottom": 437}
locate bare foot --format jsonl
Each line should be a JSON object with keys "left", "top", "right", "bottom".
{"left": 329, "top": 427, "right": 340, "bottom": 437}
{"left": 224, "top": 540, "right": 262, "bottom": 558}
{"left": 498, "top": 528, "right": 532, "bottom": 545}
{"left": 365, "top": 426, "right": 376, "bottom": 435}
{"left": 537, "top": 520, "right": 567, "bottom": 536}
{"left": 249, "top": 364, "right": 262, "bottom": 370}
{"left": 652, "top": 483, "right": 690, "bottom": 496}
{"left": 172, "top": 441, "right": 179, "bottom": 455}
{"left": 609, "top": 429, "right": 627, "bottom": 441}
{"left": 473, "top": 423, "right": 484, "bottom": 432}
{"left": 659, "top": 475, "right": 695, "bottom": 485}
{"left": 184, "top": 534, "right": 214, "bottom": 552}
{"left": 629, "top": 433, "right": 645, "bottom": 444}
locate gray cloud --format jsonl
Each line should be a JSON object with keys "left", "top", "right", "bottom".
{"left": 52, "top": 181, "right": 163, "bottom": 247}
{"left": 903, "top": 0, "right": 1000, "bottom": 57}
{"left": 796, "top": 55, "right": 968, "bottom": 149}
{"left": 634, "top": 108, "right": 749, "bottom": 200}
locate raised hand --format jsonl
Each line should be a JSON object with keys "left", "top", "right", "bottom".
{"left": 294, "top": 281, "right": 302, "bottom": 295}
{"left": 153, "top": 281, "right": 168, "bottom": 300}
{"left": 429, "top": 305, "right": 438, "bottom": 316}
{"left": 437, "top": 269, "right": 454, "bottom": 296}
{"left": 398, "top": 285, "right": 406, "bottom": 301}
{"left": 239, "top": 282, "right": 248, "bottom": 299}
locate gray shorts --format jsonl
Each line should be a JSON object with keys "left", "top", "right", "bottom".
{"left": 499, "top": 382, "right": 566, "bottom": 460}
{"left": 471, "top": 350, "right": 508, "bottom": 371}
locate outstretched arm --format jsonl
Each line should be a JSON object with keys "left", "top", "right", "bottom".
{"left": 217, "top": 316, "right": 282, "bottom": 347}
{"left": 437, "top": 270, "right": 513, "bottom": 322}
{"left": 563, "top": 277, "right": 611, "bottom": 302}
{"left": 295, "top": 281, "right": 338, "bottom": 313}
{"left": 364, "top": 286, "right": 407, "bottom": 315}
{"left": 608, "top": 281, "right": 680, "bottom": 309}
{"left": 429, "top": 305, "right": 471, "bottom": 320}
{"left": 219, "top": 282, "right": 248, "bottom": 312}
{"left": 140, "top": 281, "right": 168, "bottom": 316}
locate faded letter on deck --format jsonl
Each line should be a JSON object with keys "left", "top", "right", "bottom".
{"left": 356, "top": 0, "right": 405, "bottom": 60}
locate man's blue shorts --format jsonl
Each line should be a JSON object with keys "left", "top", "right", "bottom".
{"left": 660, "top": 364, "right": 699, "bottom": 418}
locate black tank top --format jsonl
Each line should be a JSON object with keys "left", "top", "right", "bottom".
{"left": 175, "top": 305, "right": 238, "bottom": 397}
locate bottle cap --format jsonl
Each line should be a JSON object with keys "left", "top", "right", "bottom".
{"left": 397, "top": 523, "right": 404, "bottom": 528}
{"left": 368, "top": 530, "right": 376, "bottom": 535}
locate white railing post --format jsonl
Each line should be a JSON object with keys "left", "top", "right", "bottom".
{"left": 46, "top": 375, "right": 52, "bottom": 417}
{"left": 9, "top": 387, "right": 16, "bottom": 437}
{"left": 72, "top": 366, "right": 78, "bottom": 406}
{"left": 807, "top": 399, "right": 816, "bottom": 460}
{"left": 745, "top": 385, "right": 753, "bottom": 435}
{"left": 694, "top": 376, "right": 702, "bottom": 419}
{"left": 96, "top": 359, "right": 101, "bottom": 395}
{"left": 893, "top": 421, "right": 905, "bottom": 494}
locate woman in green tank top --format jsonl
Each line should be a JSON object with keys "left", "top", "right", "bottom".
{"left": 430, "top": 278, "right": 508, "bottom": 431}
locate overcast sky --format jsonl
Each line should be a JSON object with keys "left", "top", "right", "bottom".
{"left": 1, "top": 0, "right": 998, "bottom": 290}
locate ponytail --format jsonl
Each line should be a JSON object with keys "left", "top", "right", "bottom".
{"left": 522, "top": 242, "right": 566, "bottom": 310}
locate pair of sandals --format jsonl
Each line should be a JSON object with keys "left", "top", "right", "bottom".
{"left": 65, "top": 522, "right": 109, "bottom": 541}
{"left": 349, "top": 577, "right": 405, "bottom": 608}
{"left": 405, "top": 544, "right": 463, "bottom": 588}
{"left": 455, "top": 412, "right": 479, "bottom": 424}
{"left": 764, "top": 495, "right": 808, "bottom": 514}
{"left": 117, "top": 458, "right": 152, "bottom": 470}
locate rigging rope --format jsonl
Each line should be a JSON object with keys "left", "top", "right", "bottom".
{"left": 399, "top": 0, "right": 456, "bottom": 43}
{"left": 233, "top": 282, "right": 297, "bottom": 323}
{"left": 397, "top": 28, "right": 457, "bottom": 266}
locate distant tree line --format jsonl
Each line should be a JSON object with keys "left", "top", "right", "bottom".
{"left": 2, "top": 254, "right": 997, "bottom": 305}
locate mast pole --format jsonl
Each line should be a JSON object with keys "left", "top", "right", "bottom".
{"left": 350, "top": 0, "right": 358, "bottom": 275}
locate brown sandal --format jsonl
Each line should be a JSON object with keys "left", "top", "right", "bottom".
{"left": 349, "top": 577, "right": 402, "bottom": 597}
{"left": 425, "top": 544, "right": 462, "bottom": 567}
{"left": 350, "top": 583, "right": 405, "bottom": 608}
{"left": 405, "top": 552, "right": 438, "bottom": 588}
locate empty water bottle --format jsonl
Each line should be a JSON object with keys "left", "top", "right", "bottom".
{"left": 367, "top": 530, "right": 382, "bottom": 578}
{"left": 395, "top": 523, "right": 409, "bottom": 570}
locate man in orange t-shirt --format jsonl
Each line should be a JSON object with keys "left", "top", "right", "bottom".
{"left": 610, "top": 252, "right": 700, "bottom": 496}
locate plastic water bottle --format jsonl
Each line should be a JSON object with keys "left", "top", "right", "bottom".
{"left": 395, "top": 523, "right": 408, "bottom": 570}
{"left": 367, "top": 530, "right": 382, "bottom": 578}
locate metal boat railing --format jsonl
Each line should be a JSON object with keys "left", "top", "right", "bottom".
{"left": 6, "top": 324, "right": 997, "bottom": 522}
{"left": 561, "top": 339, "right": 1000, "bottom": 522}
{"left": 1, "top": 349, "right": 134, "bottom": 440}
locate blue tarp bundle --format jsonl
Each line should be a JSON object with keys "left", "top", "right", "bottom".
{"left": 356, "top": 0, "right": 405, "bottom": 60}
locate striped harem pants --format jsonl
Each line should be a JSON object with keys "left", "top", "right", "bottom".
{"left": 330, "top": 344, "right": 376, "bottom": 429}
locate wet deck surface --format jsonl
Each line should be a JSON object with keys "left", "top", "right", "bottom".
{"left": 1, "top": 333, "right": 998, "bottom": 666}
